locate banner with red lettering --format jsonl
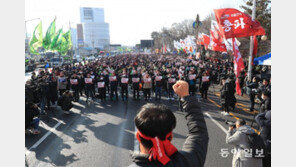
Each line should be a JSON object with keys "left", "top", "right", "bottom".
{"left": 214, "top": 8, "right": 265, "bottom": 39}
{"left": 232, "top": 38, "right": 245, "bottom": 96}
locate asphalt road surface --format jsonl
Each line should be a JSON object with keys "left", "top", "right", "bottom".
{"left": 25, "top": 84, "right": 259, "bottom": 167}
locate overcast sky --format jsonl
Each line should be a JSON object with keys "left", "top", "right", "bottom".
{"left": 25, "top": 0, "right": 246, "bottom": 46}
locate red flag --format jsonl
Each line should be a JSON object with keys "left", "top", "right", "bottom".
{"left": 203, "top": 34, "right": 210, "bottom": 50}
{"left": 196, "top": 34, "right": 204, "bottom": 45}
{"left": 198, "top": 33, "right": 210, "bottom": 49}
{"left": 211, "top": 20, "right": 224, "bottom": 43}
{"left": 232, "top": 38, "right": 245, "bottom": 96}
{"left": 210, "top": 30, "right": 227, "bottom": 52}
{"left": 214, "top": 8, "right": 265, "bottom": 39}
{"left": 253, "top": 36, "right": 258, "bottom": 55}
{"left": 209, "top": 20, "right": 227, "bottom": 52}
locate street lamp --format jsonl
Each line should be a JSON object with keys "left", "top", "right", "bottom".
{"left": 247, "top": 0, "right": 257, "bottom": 80}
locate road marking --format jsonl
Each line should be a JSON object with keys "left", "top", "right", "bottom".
{"left": 236, "top": 102, "right": 247, "bottom": 108}
{"left": 229, "top": 113, "right": 239, "bottom": 120}
{"left": 207, "top": 97, "right": 260, "bottom": 134}
{"left": 26, "top": 121, "right": 62, "bottom": 155}
{"left": 214, "top": 92, "right": 258, "bottom": 114}
{"left": 204, "top": 112, "right": 227, "bottom": 134}
{"left": 208, "top": 98, "right": 221, "bottom": 108}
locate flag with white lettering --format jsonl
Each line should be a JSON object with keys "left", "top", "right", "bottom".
{"left": 214, "top": 8, "right": 265, "bottom": 39}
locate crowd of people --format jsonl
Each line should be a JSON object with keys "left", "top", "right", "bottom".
{"left": 25, "top": 53, "right": 271, "bottom": 167}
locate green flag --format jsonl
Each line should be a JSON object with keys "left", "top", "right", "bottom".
{"left": 29, "top": 21, "right": 43, "bottom": 54}
{"left": 62, "top": 30, "right": 72, "bottom": 50}
{"left": 43, "top": 18, "right": 56, "bottom": 50}
{"left": 50, "top": 28, "right": 62, "bottom": 51}
{"left": 57, "top": 36, "right": 68, "bottom": 55}
{"left": 118, "top": 47, "right": 123, "bottom": 52}
{"left": 56, "top": 30, "right": 72, "bottom": 55}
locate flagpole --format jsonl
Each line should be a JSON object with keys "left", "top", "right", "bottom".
{"left": 247, "top": 0, "right": 257, "bottom": 80}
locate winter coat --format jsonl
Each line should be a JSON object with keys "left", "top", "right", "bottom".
{"left": 143, "top": 77, "right": 152, "bottom": 89}
{"left": 57, "top": 76, "right": 68, "bottom": 90}
{"left": 220, "top": 80, "right": 236, "bottom": 107}
{"left": 131, "top": 74, "right": 141, "bottom": 88}
{"left": 259, "top": 98, "right": 271, "bottom": 113}
{"left": 129, "top": 96, "right": 209, "bottom": 167}
{"left": 200, "top": 79, "right": 210, "bottom": 91}
{"left": 25, "top": 103, "right": 40, "bottom": 129}
{"left": 246, "top": 81, "right": 259, "bottom": 96}
{"left": 226, "top": 125, "right": 263, "bottom": 167}
{"left": 25, "top": 85, "right": 35, "bottom": 103}
{"left": 60, "top": 95, "right": 73, "bottom": 111}
{"left": 49, "top": 78, "right": 58, "bottom": 102}
{"left": 255, "top": 111, "right": 271, "bottom": 152}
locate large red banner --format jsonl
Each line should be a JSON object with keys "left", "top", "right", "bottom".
{"left": 209, "top": 20, "right": 227, "bottom": 52}
{"left": 214, "top": 8, "right": 265, "bottom": 39}
{"left": 232, "top": 38, "right": 245, "bottom": 96}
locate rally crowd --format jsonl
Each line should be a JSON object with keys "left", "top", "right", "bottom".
{"left": 25, "top": 53, "right": 271, "bottom": 167}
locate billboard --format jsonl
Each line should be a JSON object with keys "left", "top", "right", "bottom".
{"left": 140, "top": 40, "right": 154, "bottom": 48}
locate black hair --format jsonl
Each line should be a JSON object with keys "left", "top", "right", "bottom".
{"left": 134, "top": 103, "right": 176, "bottom": 149}
{"left": 262, "top": 90, "right": 271, "bottom": 97}
{"left": 263, "top": 78, "right": 270, "bottom": 83}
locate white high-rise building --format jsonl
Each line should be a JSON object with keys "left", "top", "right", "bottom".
{"left": 80, "top": 7, "right": 110, "bottom": 49}
{"left": 70, "top": 28, "right": 77, "bottom": 48}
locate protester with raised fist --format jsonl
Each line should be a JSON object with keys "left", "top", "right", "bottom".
{"left": 130, "top": 80, "right": 208, "bottom": 167}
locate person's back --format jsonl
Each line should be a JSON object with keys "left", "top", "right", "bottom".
{"left": 129, "top": 80, "right": 209, "bottom": 167}
{"left": 226, "top": 120, "right": 263, "bottom": 167}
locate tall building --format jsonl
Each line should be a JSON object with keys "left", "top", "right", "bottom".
{"left": 70, "top": 28, "right": 77, "bottom": 48}
{"left": 77, "top": 24, "right": 84, "bottom": 48}
{"left": 80, "top": 8, "right": 105, "bottom": 23}
{"left": 80, "top": 7, "right": 110, "bottom": 49}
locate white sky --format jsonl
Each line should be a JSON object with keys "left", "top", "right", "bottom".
{"left": 25, "top": 0, "right": 245, "bottom": 46}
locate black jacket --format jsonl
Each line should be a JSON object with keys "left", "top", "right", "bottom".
{"left": 260, "top": 97, "right": 271, "bottom": 113}
{"left": 25, "top": 85, "right": 35, "bottom": 103}
{"left": 129, "top": 96, "right": 209, "bottom": 167}
{"left": 255, "top": 111, "right": 271, "bottom": 152}
{"left": 25, "top": 103, "right": 40, "bottom": 129}
{"left": 60, "top": 94, "right": 73, "bottom": 111}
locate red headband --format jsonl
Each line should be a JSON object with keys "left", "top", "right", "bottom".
{"left": 136, "top": 130, "right": 178, "bottom": 165}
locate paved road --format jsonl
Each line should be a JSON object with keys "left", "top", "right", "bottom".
{"left": 25, "top": 85, "right": 259, "bottom": 167}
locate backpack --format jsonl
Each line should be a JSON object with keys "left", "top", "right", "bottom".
{"left": 247, "top": 133, "right": 266, "bottom": 159}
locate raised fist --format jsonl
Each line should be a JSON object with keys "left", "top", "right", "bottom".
{"left": 173, "top": 80, "right": 189, "bottom": 98}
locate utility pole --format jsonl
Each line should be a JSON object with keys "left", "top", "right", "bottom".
{"left": 247, "top": 0, "right": 257, "bottom": 80}
{"left": 69, "top": 21, "right": 74, "bottom": 64}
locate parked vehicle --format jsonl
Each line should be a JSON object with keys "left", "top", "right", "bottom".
{"left": 50, "top": 57, "right": 64, "bottom": 67}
